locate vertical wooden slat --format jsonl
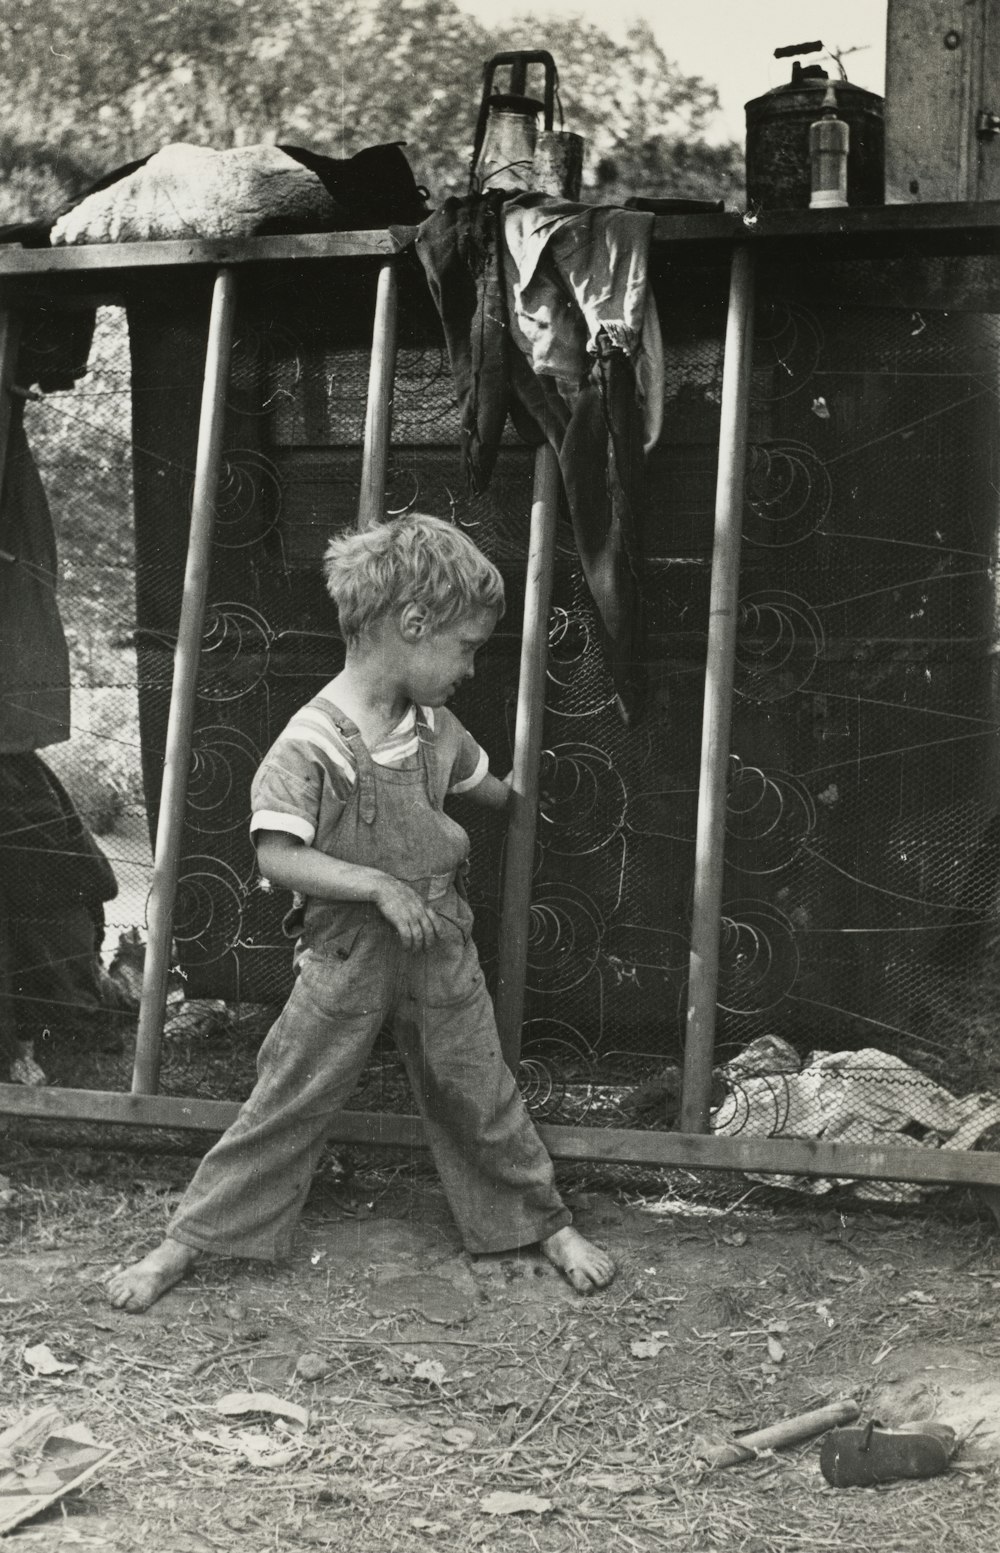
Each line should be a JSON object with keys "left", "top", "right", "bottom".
{"left": 494, "top": 442, "right": 562, "bottom": 1071}
{"left": 357, "top": 260, "right": 399, "bottom": 530}
{"left": 681, "top": 244, "right": 757, "bottom": 1133}
{"left": 131, "top": 268, "right": 238, "bottom": 1095}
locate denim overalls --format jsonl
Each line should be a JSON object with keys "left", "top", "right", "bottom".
{"left": 167, "top": 705, "right": 570, "bottom": 1260}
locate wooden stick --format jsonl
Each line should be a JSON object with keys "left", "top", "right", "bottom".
{"left": 681, "top": 244, "right": 756, "bottom": 1133}
{"left": 131, "top": 267, "right": 238, "bottom": 1095}
{"left": 494, "top": 442, "right": 562, "bottom": 1071}
{"left": 357, "top": 259, "right": 398, "bottom": 530}
{"left": 700, "top": 1397, "right": 860, "bottom": 1469}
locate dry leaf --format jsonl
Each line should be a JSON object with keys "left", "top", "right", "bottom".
{"left": 481, "top": 1490, "right": 553, "bottom": 1516}
{"left": 360, "top": 1414, "right": 416, "bottom": 1437}
{"left": 215, "top": 1390, "right": 309, "bottom": 1429}
{"left": 295, "top": 1352, "right": 329, "bottom": 1382}
{"left": 409, "top": 1358, "right": 446, "bottom": 1387}
{"left": 238, "top": 1436, "right": 301, "bottom": 1470}
{"left": 442, "top": 1427, "right": 476, "bottom": 1449}
{"left": 766, "top": 1334, "right": 786, "bottom": 1363}
{"left": 581, "top": 1471, "right": 645, "bottom": 1495}
{"left": 375, "top": 1428, "right": 432, "bottom": 1456}
{"left": 22, "top": 1344, "right": 77, "bottom": 1376}
{"left": 194, "top": 1425, "right": 302, "bottom": 1467}
{"left": 374, "top": 1354, "right": 409, "bottom": 1383}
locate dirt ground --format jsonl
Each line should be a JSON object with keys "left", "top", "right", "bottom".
{"left": 2, "top": 1138, "right": 1000, "bottom": 1553}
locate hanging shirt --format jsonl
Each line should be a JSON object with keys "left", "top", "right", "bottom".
{"left": 502, "top": 196, "right": 664, "bottom": 451}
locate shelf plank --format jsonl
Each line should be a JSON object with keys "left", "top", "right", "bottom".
{"left": 649, "top": 199, "right": 1000, "bottom": 254}
{"left": 0, "top": 227, "right": 408, "bottom": 276}
{"left": 0, "top": 201, "right": 995, "bottom": 288}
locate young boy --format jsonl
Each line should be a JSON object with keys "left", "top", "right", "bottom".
{"left": 107, "top": 514, "right": 614, "bottom": 1311}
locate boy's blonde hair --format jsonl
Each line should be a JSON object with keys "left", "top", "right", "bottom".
{"left": 323, "top": 514, "right": 505, "bottom": 644}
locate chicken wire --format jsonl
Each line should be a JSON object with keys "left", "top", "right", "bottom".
{"left": 17, "top": 254, "right": 1000, "bottom": 1162}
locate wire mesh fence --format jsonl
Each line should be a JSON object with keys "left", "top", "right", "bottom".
{"left": 31, "top": 309, "right": 149, "bottom": 939}
{"left": 9, "top": 254, "right": 1000, "bottom": 1181}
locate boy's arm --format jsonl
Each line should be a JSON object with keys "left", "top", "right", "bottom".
{"left": 255, "top": 830, "right": 444, "bottom": 951}
{"left": 456, "top": 769, "right": 513, "bottom": 811}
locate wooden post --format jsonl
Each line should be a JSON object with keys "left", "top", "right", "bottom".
{"left": 0, "top": 311, "right": 22, "bottom": 510}
{"left": 494, "top": 443, "right": 562, "bottom": 1071}
{"left": 357, "top": 260, "right": 399, "bottom": 530}
{"left": 132, "top": 268, "right": 238, "bottom": 1095}
{"left": 681, "top": 245, "right": 756, "bottom": 1133}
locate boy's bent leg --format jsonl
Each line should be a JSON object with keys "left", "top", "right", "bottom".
{"left": 106, "top": 950, "right": 389, "bottom": 1309}
{"left": 392, "top": 956, "right": 615, "bottom": 1292}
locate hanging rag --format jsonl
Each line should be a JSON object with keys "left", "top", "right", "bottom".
{"left": 414, "top": 191, "right": 520, "bottom": 495}
{"left": 415, "top": 193, "right": 662, "bottom": 723}
{"left": 508, "top": 195, "right": 663, "bottom": 722}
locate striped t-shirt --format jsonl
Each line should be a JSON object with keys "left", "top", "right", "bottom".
{"left": 250, "top": 684, "right": 488, "bottom": 851}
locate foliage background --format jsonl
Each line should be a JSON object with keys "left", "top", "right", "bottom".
{"left": 0, "top": 0, "right": 744, "bottom": 222}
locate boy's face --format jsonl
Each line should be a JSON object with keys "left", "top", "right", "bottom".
{"left": 402, "top": 604, "right": 498, "bottom": 707}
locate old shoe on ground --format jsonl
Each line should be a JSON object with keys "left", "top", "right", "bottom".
{"left": 820, "top": 1419, "right": 956, "bottom": 1488}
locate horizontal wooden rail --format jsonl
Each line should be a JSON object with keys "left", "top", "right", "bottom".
{"left": 0, "top": 201, "right": 996, "bottom": 286}
{"left": 0, "top": 227, "right": 407, "bottom": 276}
{"left": 2, "top": 1084, "right": 998, "bottom": 1187}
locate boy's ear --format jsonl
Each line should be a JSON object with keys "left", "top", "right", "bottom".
{"left": 399, "top": 602, "right": 430, "bottom": 641}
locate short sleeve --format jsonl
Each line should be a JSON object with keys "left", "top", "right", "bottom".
{"left": 251, "top": 742, "right": 330, "bottom": 845}
{"left": 428, "top": 706, "right": 489, "bottom": 795}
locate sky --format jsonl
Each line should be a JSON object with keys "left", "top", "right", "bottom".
{"left": 453, "top": 0, "right": 888, "bottom": 143}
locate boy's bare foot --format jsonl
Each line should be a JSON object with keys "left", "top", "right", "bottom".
{"left": 540, "top": 1225, "right": 616, "bottom": 1294}
{"left": 105, "top": 1238, "right": 199, "bottom": 1312}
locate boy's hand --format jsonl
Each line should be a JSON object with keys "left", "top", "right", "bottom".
{"left": 372, "top": 876, "right": 445, "bottom": 951}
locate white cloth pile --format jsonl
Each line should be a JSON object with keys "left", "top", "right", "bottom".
{"left": 711, "top": 1037, "right": 1000, "bottom": 1200}
{"left": 51, "top": 144, "right": 345, "bottom": 245}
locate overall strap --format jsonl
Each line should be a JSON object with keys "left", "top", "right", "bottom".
{"left": 324, "top": 706, "right": 377, "bottom": 825}
{"left": 414, "top": 705, "right": 439, "bottom": 809}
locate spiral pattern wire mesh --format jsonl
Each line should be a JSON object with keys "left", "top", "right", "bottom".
{"left": 15, "top": 255, "right": 1000, "bottom": 1151}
